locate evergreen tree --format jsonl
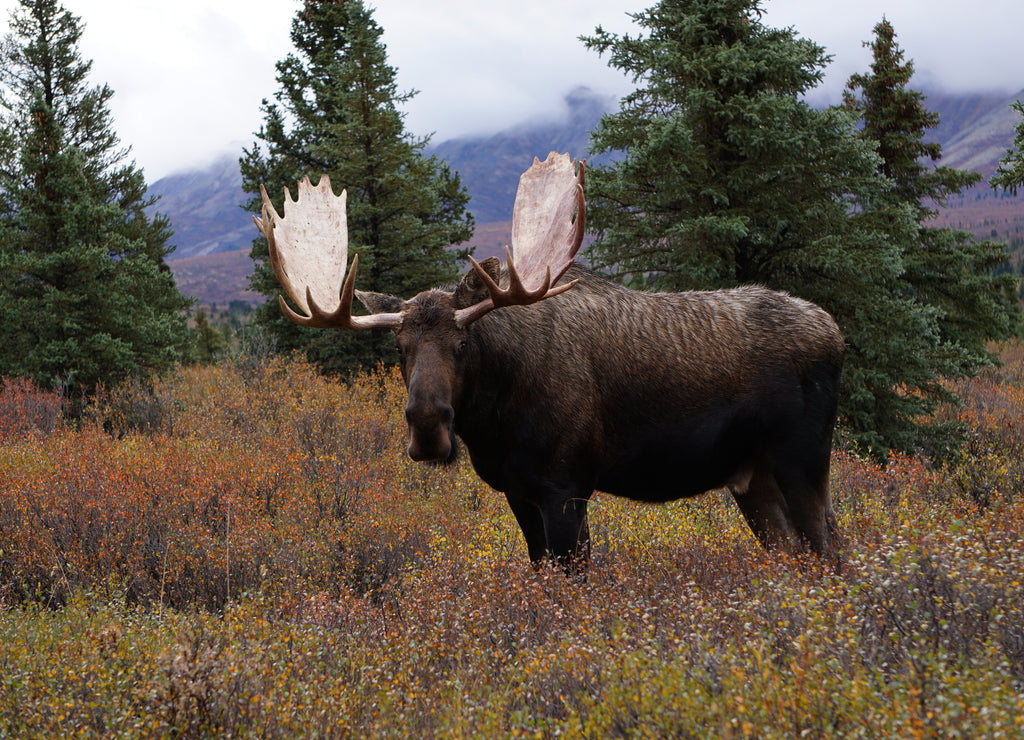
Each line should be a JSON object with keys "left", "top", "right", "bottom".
{"left": 0, "top": 0, "right": 191, "bottom": 401}
{"left": 190, "top": 308, "right": 228, "bottom": 364}
{"left": 844, "top": 18, "right": 1019, "bottom": 411}
{"left": 992, "top": 99, "right": 1024, "bottom": 194}
{"left": 581, "top": 0, "right": 959, "bottom": 456}
{"left": 241, "top": 0, "right": 474, "bottom": 374}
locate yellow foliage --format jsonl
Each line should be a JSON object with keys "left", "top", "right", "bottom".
{"left": 1, "top": 347, "right": 1023, "bottom": 736}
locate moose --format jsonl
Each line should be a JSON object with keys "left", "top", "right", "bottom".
{"left": 255, "top": 152, "right": 845, "bottom": 570}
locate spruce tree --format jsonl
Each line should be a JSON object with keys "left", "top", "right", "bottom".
{"left": 581, "top": 0, "right": 956, "bottom": 456}
{"left": 191, "top": 309, "right": 228, "bottom": 364}
{"left": 844, "top": 18, "right": 1019, "bottom": 413}
{"left": 241, "top": 0, "right": 474, "bottom": 374}
{"left": 0, "top": 0, "right": 191, "bottom": 401}
{"left": 992, "top": 99, "right": 1024, "bottom": 194}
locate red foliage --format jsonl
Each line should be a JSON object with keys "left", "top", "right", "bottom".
{"left": 0, "top": 377, "right": 63, "bottom": 440}
{"left": 0, "top": 358, "right": 453, "bottom": 609}
{"left": 2, "top": 344, "right": 1024, "bottom": 613}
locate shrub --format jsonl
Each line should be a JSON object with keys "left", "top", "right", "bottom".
{"left": 0, "top": 376, "right": 63, "bottom": 440}
{"left": 2, "top": 347, "right": 1024, "bottom": 736}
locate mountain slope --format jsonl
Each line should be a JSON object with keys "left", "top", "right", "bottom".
{"left": 933, "top": 89, "right": 1023, "bottom": 177}
{"left": 926, "top": 89, "right": 1024, "bottom": 257}
{"left": 150, "top": 153, "right": 253, "bottom": 260}
{"left": 162, "top": 87, "right": 1024, "bottom": 304}
{"left": 428, "top": 87, "right": 613, "bottom": 224}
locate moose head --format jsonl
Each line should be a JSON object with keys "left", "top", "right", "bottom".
{"left": 254, "top": 152, "right": 586, "bottom": 464}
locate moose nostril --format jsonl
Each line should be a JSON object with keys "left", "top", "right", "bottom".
{"left": 405, "top": 400, "right": 454, "bottom": 463}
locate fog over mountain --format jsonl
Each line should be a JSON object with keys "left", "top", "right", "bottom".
{"left": 157, "top": 87, "right": 1024, "bottom": 306}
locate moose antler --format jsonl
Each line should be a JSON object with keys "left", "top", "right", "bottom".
{"left": 454, "top": 152, "right": 586, "bottom": 327}
{"left": 257, "top": 154, "right": 584, "bottom": 332}
{"left": 253, "top": 175, "right": 403, "bottom": 330}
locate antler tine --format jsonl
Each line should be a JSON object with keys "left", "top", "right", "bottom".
{"left": 455, "top": 153, "right": 585, "bottom": 328}
{"left": 255, "top": 176, "right": 403, "bottom": 331}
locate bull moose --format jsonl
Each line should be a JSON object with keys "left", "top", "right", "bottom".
{"left": 255, "top": 152, "right": 845, "bottom": 570}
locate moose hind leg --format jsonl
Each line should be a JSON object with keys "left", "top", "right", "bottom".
{"left": 775, "top": 464, "right": 842, "bottom": 563}
{"left": 730, "top": 470, "right": 802, "bottom": 553}
{"left": 773, "top": 362, "right": 843, "bottom": 563}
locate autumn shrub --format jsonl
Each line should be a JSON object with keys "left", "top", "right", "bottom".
{"left": 2, "top": 348, "right": 1024, "bottom": 736}
{"left": 0, "top": 356, "right": 432, "bottom": 610}
{"left": 85, "top": 376, "right": 172, "bottom": 437}
{"left": 6, "top": 509, "right": 1020, "bottom": 738}
{"left": 0, "top": 376, "right": 63, "bottom": 440}
{"left": 931, "top": 343, "right": 1024, "bottom": 508}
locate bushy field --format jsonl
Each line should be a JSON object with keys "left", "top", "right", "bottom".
{"left": 1, "top": 348, "right": 1023, "bottom": 738}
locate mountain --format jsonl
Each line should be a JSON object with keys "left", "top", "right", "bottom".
{"left": 920, "top": 89, "right": 1015, "bottom": 161}
{"left": 923, "top": 89, "right": 1024, "bottom": 254}
{"left": 154, "top": 88, "right": 611, "bottom": 265}
{"left": 165, "top": 248, "right": 263, "bottom": 308}
{"left": 150, "top": 153, "right": 253, "bottom": 260}
{"left": 429, "top": 87, "right": 614, "bottom": 225}
{"left": 925, "top": 89, "right": 1021, "bottom": 178}
{"left": 160, "top": 87, "right": 1024, "bottom": 306}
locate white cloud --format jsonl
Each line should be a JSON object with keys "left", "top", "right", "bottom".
{"left": 764, "top": 0, "right": 1023, "bottom": 96}
{"left": 0, "top": 0, "right": 1020, "bottom": 181}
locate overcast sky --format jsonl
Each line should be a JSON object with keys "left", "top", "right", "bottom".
{"left": 1, "top": 0, "right": 1021, "bottom": 181}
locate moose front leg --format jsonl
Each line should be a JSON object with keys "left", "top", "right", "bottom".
{"left": 540, "top": 491, "right": 592, "bottom": 574}
{"left": 504, "top": 493, "right": 549, "bottom": 566}
{"left": 505, "top": 490, "right": 592, "bottom": 574}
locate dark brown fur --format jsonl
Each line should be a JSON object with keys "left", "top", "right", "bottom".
{"left": 362, "top": 262, "right": 845, "bottom": 570}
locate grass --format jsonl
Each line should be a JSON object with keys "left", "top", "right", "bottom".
{"left": 1, "top": 348, "right": 1023, "bottom": 737}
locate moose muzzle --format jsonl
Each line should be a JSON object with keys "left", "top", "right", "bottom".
{"left": 404, "top": 350, "right": 457, "bottom": 463}
{"left": 405, "top": 399, "right": 455, "bottom": 462}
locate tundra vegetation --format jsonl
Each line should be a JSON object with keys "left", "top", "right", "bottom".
{"left": 1, "top": 345, "right": 1024, "bottom": 737}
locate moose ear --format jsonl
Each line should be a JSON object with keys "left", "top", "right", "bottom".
{"left": 356, "top": 290, "right": 404, "bottom": 315}
{"left": 454, "top": 256, "right": 501, "bottom": 309}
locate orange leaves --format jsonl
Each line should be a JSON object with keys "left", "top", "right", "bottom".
{"left": 0, "top": 377, "right": 63, "bottom": 441}
{"left": 2, "top": 347, "right": 1024, "bottom": 735}
{"left": 0, "top": 356, "right": 474, "bottom": 611}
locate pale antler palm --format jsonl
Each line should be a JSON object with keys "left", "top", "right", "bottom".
{"left": 255, "top": 152, "right": 586, "bottom": 330}
{"left": 253, "top": 175, "right": 403, "bottom": 330}
{"left": 455, "top": 152, "right": 586, "bottom": 326}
